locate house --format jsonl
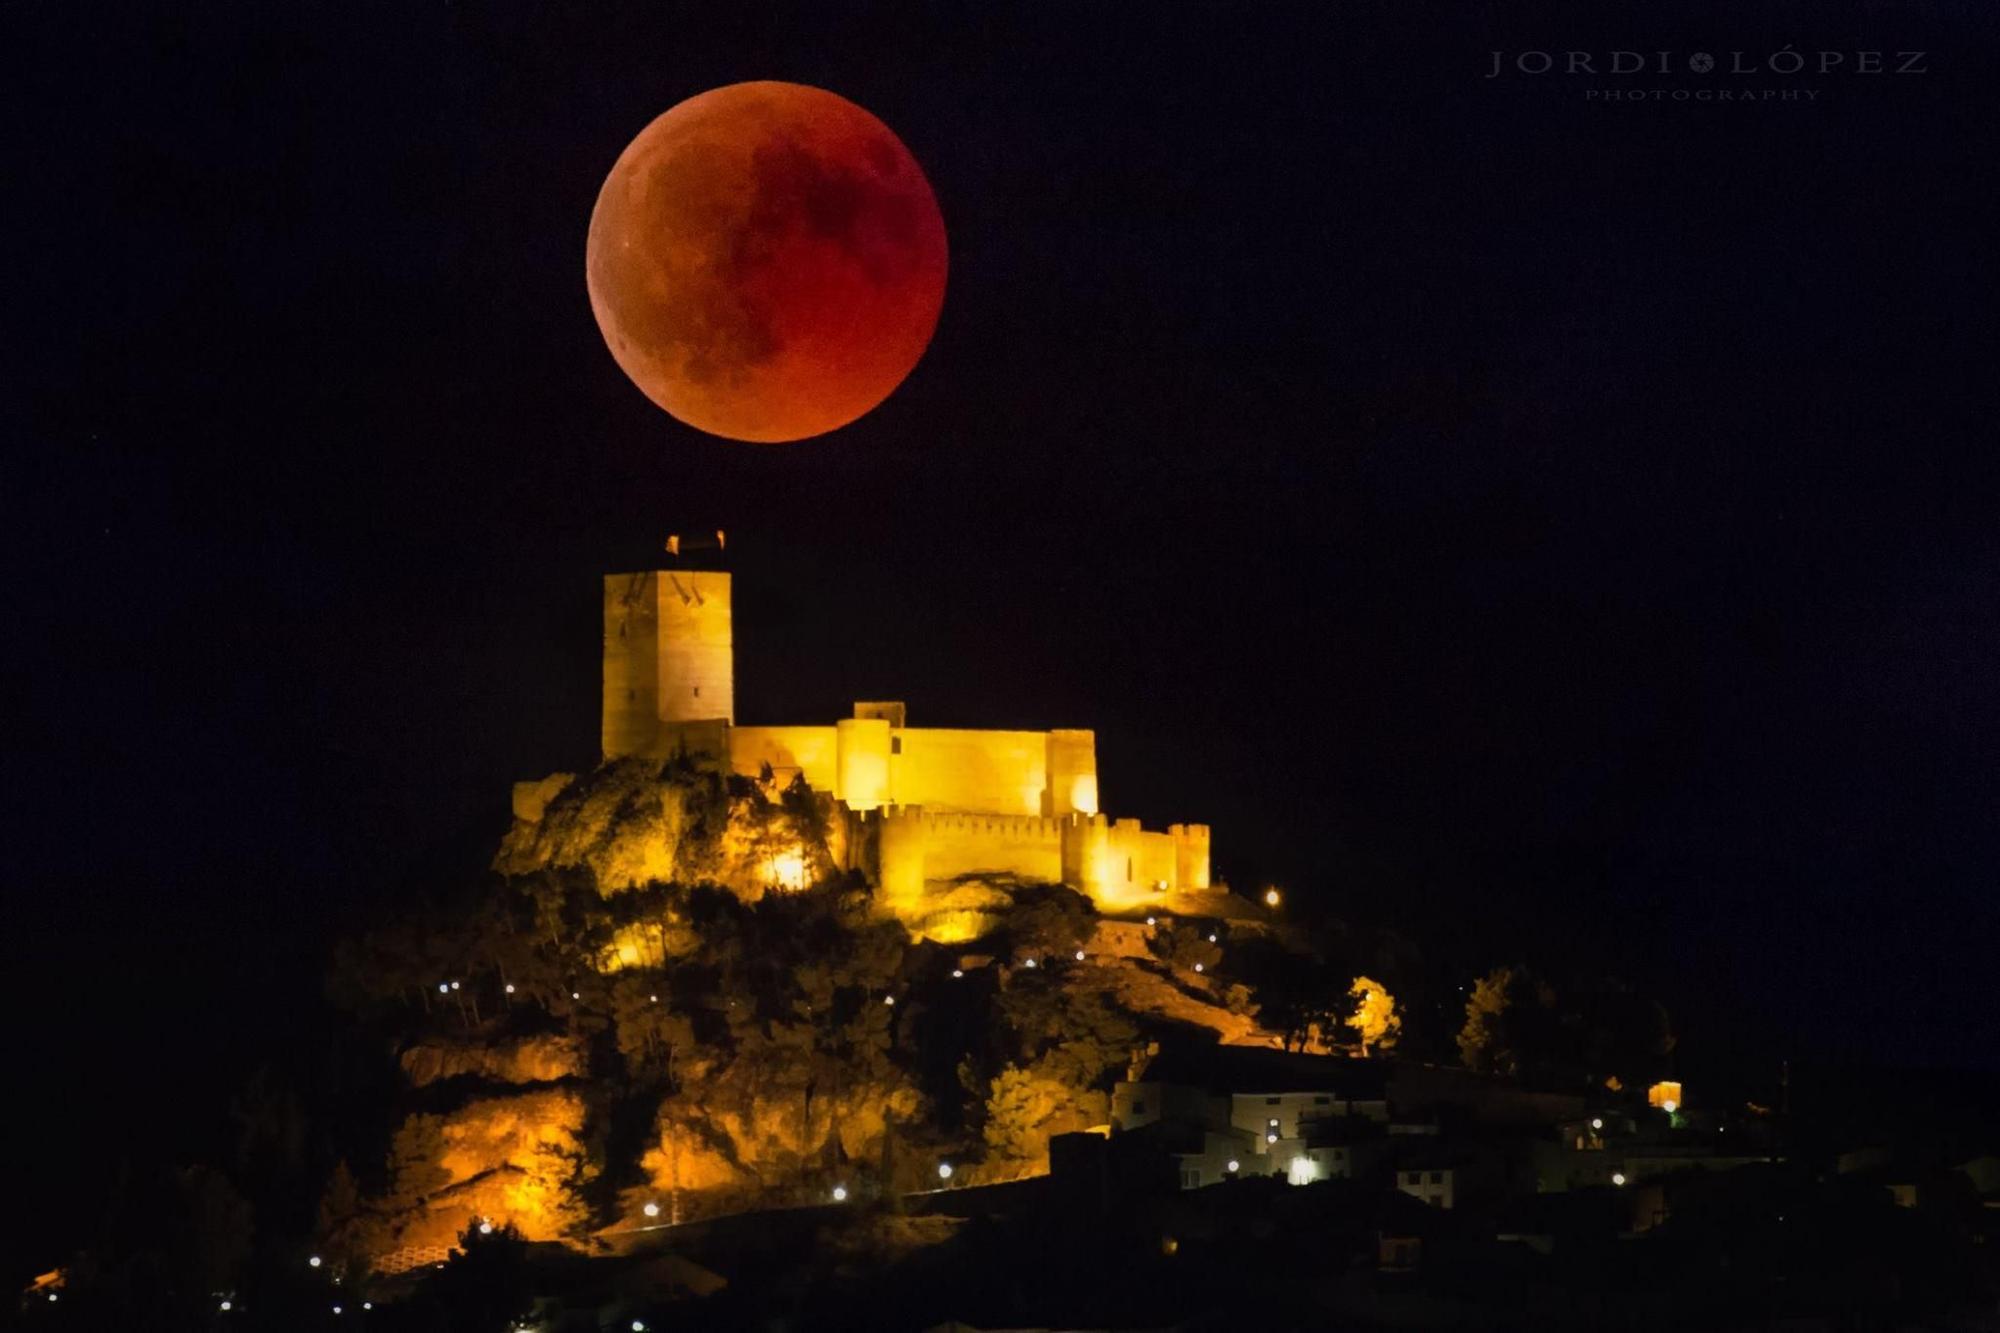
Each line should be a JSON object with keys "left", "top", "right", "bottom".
{"left": 1111, "top": 1048, "right": 1394, "bottom": 1190}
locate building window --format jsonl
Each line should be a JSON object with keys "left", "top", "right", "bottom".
{"left": 891, "top": 737, "right": 902, "bottom": 755}
{"left": 1313, "top": 1096, "right": 1331, "bottom": 1105}
{"left": 1429, "top": 1172, "right": 1444, "bottom": 1185}
{"left": 1404, "top": 1172, "right": 1420, "bottom": 1185}
{"left": 1266, "top": 1097, "right": 1281, "bottom": 1106}
{"left": 1179, "top": 1168, "right": 1201, "bottom": 1190}
{"left": 1131, "top": 1100, "right": 1147, "bottom": 1116}
{"left": 692, "top": 685, "right": 700, "bottom": 697}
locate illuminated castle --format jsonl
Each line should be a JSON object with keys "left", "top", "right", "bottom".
{"left": 597, "top": 567, "right": 1210, "bottom": 915}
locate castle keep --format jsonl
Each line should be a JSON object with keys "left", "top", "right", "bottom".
{"left": 578, "top": 568, "right": 1210, "bottom": 915}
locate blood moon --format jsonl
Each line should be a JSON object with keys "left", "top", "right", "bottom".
{"left": 586, "top": 82, "right": 948, "bottom": 443}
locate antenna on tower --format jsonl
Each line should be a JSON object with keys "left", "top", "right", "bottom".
{"left": 664, "top": 530, "right": 728, "bottom": 558}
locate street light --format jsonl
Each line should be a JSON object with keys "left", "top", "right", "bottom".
{"left": 938, "top": 1162, "right": 954, "bottom": 1181}
{"left": 832, "top": 1184, "right": 849, "bottom": 1202}
{"left": 478, "top": 1219, "right": 494, "bottom": 1235}
{"left": 642, "top": 1200, "right": 660, "bottom": 1218}
{"left": 1227, "top": 1159, "right": 1240, "bottom": 1172}
{"left": 1611, "top": 1171, "right": 1627, "bottom": 1187}
{"left": 1591, "top": 1117, "right": 1604, "bottom": 1130}
{"left": 1263, "top": 887, "right": 1281, "bottom": 908}
{"left": 1075, "top": 950, "right": 1086, "bottom": 961}
{"left": 951, "top": 969, "right": 964, "bottom": 978}
{"left": 308, "top": 1256, "right": 323, "bottom": 1269}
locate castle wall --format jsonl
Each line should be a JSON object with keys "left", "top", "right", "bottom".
{"left": 836, "top": 717, "right": 893, "bottom": 809}
{"left": 728, "top": 725, "right": 838, "bottom": 790}
{"left": 602, "top": 572, "right": 662, "bottom": 758}
{"left": 918, "top": 811, "right": 1066, "bottom": 883}
{"left": 655, "top": 570, "right": 733, "bottom": 725}
{"left": 888, "top": 727, "right": 1049, "bottom": 815}
{"left": 1043, "top": 729, "right": 1100, "bottom": 816}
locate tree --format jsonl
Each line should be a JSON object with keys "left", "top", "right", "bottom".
{"left": 1006, "top": 883, "right": 1097, "bottom": 959}
{"left": 982, "top": 1060, "right": 1104, "bottom": 1167}
{"left": 1150, "top": 922, "right": 1222, "bottom": 975}
{"left": 1457, "top": 965, "right": 1556, "bottom": 1075}
{"left": 1345, "top": 975, "right": 1401, "bottom": 1055}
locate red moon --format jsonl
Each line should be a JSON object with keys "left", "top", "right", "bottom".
{"left": 586, "top": 82, "right": 948, "bottom": 443}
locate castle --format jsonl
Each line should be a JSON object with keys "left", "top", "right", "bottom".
{"left": 530, "top": 567, "right": 1212, "bottom": 918}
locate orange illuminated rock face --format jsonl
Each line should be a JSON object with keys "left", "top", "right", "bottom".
{"left": 587, "top": 82, "right": 948, "bottom": 442}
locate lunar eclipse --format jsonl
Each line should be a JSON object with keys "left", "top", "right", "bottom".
{"left": 586, "top": 81, "right": 948, "bottom": 443}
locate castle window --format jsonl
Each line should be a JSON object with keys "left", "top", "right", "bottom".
{"left": 1126, "top": 857, "right": 1133, "bottom": 881}
{"left": 891, "top": 737, "right": 901, "bottom": 755}
{"left": 692, "top": 685, "right": 700, "bottom": 698}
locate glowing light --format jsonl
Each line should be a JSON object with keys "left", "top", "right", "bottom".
{"left": 1207, "top": 933, "right": 1217, "bottom": 942}
{"left": 1612, "top": 1172, "right": 1627, "bottom": 1186}
{"left": 1264, "top": 887, "right": 1282, "bottom": 908}
{"left": 1074, "top": 950, "right": 1086, "bottom": 961}
{"left": 1289, "top": 1157, "right": 1316, "bottom": 1185}
{"left": 363, "top": 1302, "right": 372, "bottom": 1310}
{"left": 438, "top": 983, "right": 449, "bottom": 994}
{"left": 1145, "top": 916, "right": 1156, "bottom": 926}
{"left": 504, "top": 983, "right": 516, "bottom": 994}
{"left": 1647, "top": 1081, "right": 1683, "bottom": 1112}
{"left": 478, "top": 1219, "right": 494, "bottom": 1235}
{"left": 1269, "top": 1117, "right": 1279, "bottom": 1126}
{"left": 768, "top": 849, "right": 809, "bottom": 891}
{"left": 1193, "top": 963, "right": 1204, "bottom": 973}
{"left": 1662, "top": 1099, "right": 1679, "bottom": 1113}
{"left": 642, "top": 1200, "right": 660, "bottom": 1218}
{"left": 832, "top": 1184, "right": 848, "bottom": 1202}
{"left": 937, "top": 1162, "right": 954, "bottom": 1180}
{"left": 333, "top": 1306, "right": 343, "bottom": 1315}
{"left": 1024, "top": 958, "right": 1037, "bottom": 969}
{"left": 632, "top": 1322, "right": 648, "bottom": 1332}
{"left": 220, "top": 1300, "right": 232, "bottom": 1311}
{"left": 951, "top": 969, "right": 964, "bottom": 978}
{"left": 649, "top": 994, "right": 658, "bottom": 1003}
{"left": 883, "top": 995, "right": 895, "bottom": 1006}
{"left": 571, "top": 991, "right": 581, "bottom": 1000}
{"left": 1226, "top": 1159, "right": 1240, "bottom": 1172}
{"left": 1266, "top": 1131, "right": 1278, "bottom": 1144}
{"left": 308, "top": 1256, "right": 323, "bottom": 1269}
{"left": 1591, "top": 1117, "right": 1604, "bottom": 1130}
{"left": 451, "top": 980, "right": 461, "bottom": 990}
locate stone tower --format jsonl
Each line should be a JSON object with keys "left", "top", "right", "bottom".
{"left": 601, "top": 569, "right": 734, "bottom": 758}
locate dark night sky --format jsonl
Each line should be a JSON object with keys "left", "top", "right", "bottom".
{"left": 5, "top": 0, "right": 1996, "bottom": 1276}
